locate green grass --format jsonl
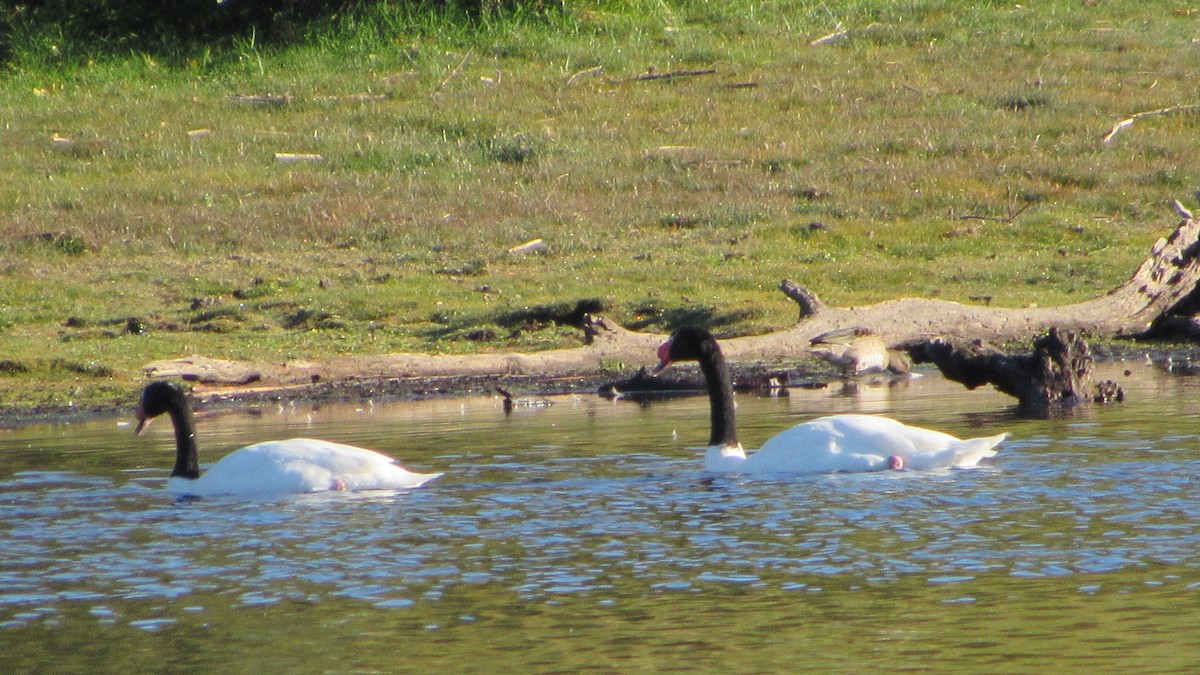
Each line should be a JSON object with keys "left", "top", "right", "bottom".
{"left": 2, "top": 0, "right": 1199, "bottom": 410}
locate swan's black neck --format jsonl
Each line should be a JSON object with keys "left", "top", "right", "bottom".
{"left": 697, "top": 337, "right": 738, "bottom": 448}
{"left": 166, "top": 398, "right": 201, "bottom": 479}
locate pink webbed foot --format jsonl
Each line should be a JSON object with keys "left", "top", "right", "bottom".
{"left": 331, "top": 477, "right": 348, "bottom": 491}
{"left": 887, "top": 455, "right": 905, "bottom": 470}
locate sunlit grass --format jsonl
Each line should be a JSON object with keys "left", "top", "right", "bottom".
{"left": 2, "top": 0, "right": 1198, "bottom": 408}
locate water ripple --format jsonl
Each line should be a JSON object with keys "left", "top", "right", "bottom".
{"left": 3, "top": 383, "right": 1200, "bottom": 653}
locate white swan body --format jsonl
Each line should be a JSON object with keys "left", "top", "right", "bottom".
{"left": 706, "top": 414, "right": 1006, "bottom": 475}
{"left": 655, "top": 327, "right": 1007, "bottom": 475}
{"left": 136, "top": 381, "right": 441, "bottom": 498}
{"left": 165, "top": 438, "right": 442, "bottom": 497}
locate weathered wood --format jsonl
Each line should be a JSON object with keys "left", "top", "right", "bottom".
{"left": 143, "top": 216, "right": 1200, "bottom": 397}
{"left": 776, "top": 216, "right": 1200, "bottom": 345}
{"left": 906, "top": 328, "right": 1122, "bottom": 417}
{"left": 143, "top": 316, "right": 660, "bottom": 390}
{"left": 778, "top": 280, "right": 823, "bottom": 318}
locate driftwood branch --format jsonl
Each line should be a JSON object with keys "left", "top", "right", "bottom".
{"left": 1102, "top": 104, "right": 1200, "bottom": 143}
{"left": 906, "top": 328, "right": 1122, "bottom": 417}
{"left": 778, "top": 279, "right": 824, "bottom": 318}
{"left": 145, "top": 214, "right": 1200, "bottom": 399}
{"left": 771, "top": 214, "right": 1200, "bottom": 346}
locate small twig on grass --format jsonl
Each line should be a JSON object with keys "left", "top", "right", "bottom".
{"left": 313, "top": 93, "right": 388, "bottom": 103}
{"left": 480, "top": 67, "right": 502, "bottom": 87}
{"left": 230, "top": 94, "right": 292, "bottom": 106}
{"left": 955, "top": 201, "right": 1032, "bottom": 224}
{"left": 1102, "top": 104, "right": 1200, "bottom": 143}
{"left": 275, "top": 153, "right": 323, "bottom": 163}
{"left": 630, "top": 68, "right": 717, "bottom": 82}
{"left": 955, "top": 189, "right": 1034, "bottom": 224}
{"left": 810, "top": 24, "right": 848, "bottom": 46}
{"left": 434, "top": 48, "right": 474, "bottom": 95}
{"left": 567, "top": 66, "right": 604, "bottom": 85}
{"left": 508, "top": 238, "right": 546, "bottom": 255}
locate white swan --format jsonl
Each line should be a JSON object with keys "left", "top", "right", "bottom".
{"left": 135, "top": 381, "right": 441, "bottom": 497}
{"left": 654, "top": 327, "right": 1007, "bottom": 474}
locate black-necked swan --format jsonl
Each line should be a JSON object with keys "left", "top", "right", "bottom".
{"left": 654, "top": 327, "right": 1007, "bottom": 474}
{"left": 135, "top": 380, "right": 441, "bottom": 497}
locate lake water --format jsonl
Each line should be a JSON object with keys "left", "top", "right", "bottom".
{"left": 2, "top": 361, "right": 1199, "bottom": 672}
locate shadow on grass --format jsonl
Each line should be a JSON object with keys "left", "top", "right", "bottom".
{"left": 626, "top": 303, "right": 761, "bottom": 335}
{"left": 421, "top": 299, "right": 606, "bottom": 343}
{"left": 420, "top": 298, "right": 762, "bottom": 344}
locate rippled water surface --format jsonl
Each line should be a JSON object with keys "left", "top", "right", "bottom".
{"left": 3, "top": 362, "right": 1200, "bottom": 672}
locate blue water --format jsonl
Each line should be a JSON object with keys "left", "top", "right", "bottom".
{"left": 2, "top": 362, "right": 1199, "bottom": 671}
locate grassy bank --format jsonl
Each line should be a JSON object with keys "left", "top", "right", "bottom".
{"left": 2, "top": 1, "right": 1198, "bottom": 411}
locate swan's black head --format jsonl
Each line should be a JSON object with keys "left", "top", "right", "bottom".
{"left": 655, "top": 326, "right": 737, "bottom": 447}
{"left": 135, "top": 380, "right": 188, "bottom": 434}
{"left": 654, "top": 326, "right": 719, "bottom": 372}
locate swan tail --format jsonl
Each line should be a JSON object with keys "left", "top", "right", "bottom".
{"left": 950, "top": 432, "right": 1009, "bottom": 467}
{"left": 409, "top": 471, "right": 443, "bottom": 488}
{"left": 380, "top": 469, "right": 443, "bottom": 489}
{"left": 341, "top": 469, "right": 443, "bottom": 491}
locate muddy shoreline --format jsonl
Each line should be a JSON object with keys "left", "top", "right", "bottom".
{"left": 0, "top": 362, "right": 807, "bottom": 429}
{"left": 3, "top": 342, "right": 1197, "bottom": 429}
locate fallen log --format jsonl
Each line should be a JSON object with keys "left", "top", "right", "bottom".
{"left": 773, "top": 215, "right": 1200, "bottom": 346}
{"left": 144, "top": 214, "right": 1200, "bottom": 397}
{"left": 906, "top": 328, "right": 1123, "bottom": 417}
{"left": 143, "top": 316, "right": 663, "bottom": 389}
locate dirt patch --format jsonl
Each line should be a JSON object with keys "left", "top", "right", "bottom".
{"left": 3, "top": 339, "right": 1194, "bottom": 430}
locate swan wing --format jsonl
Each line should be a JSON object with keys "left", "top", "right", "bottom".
{"left": 173, "top": 439, "right": 440, "bottom": 497}
{"left": 748, "top": 415, "right": 1005, "bottom": 474}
